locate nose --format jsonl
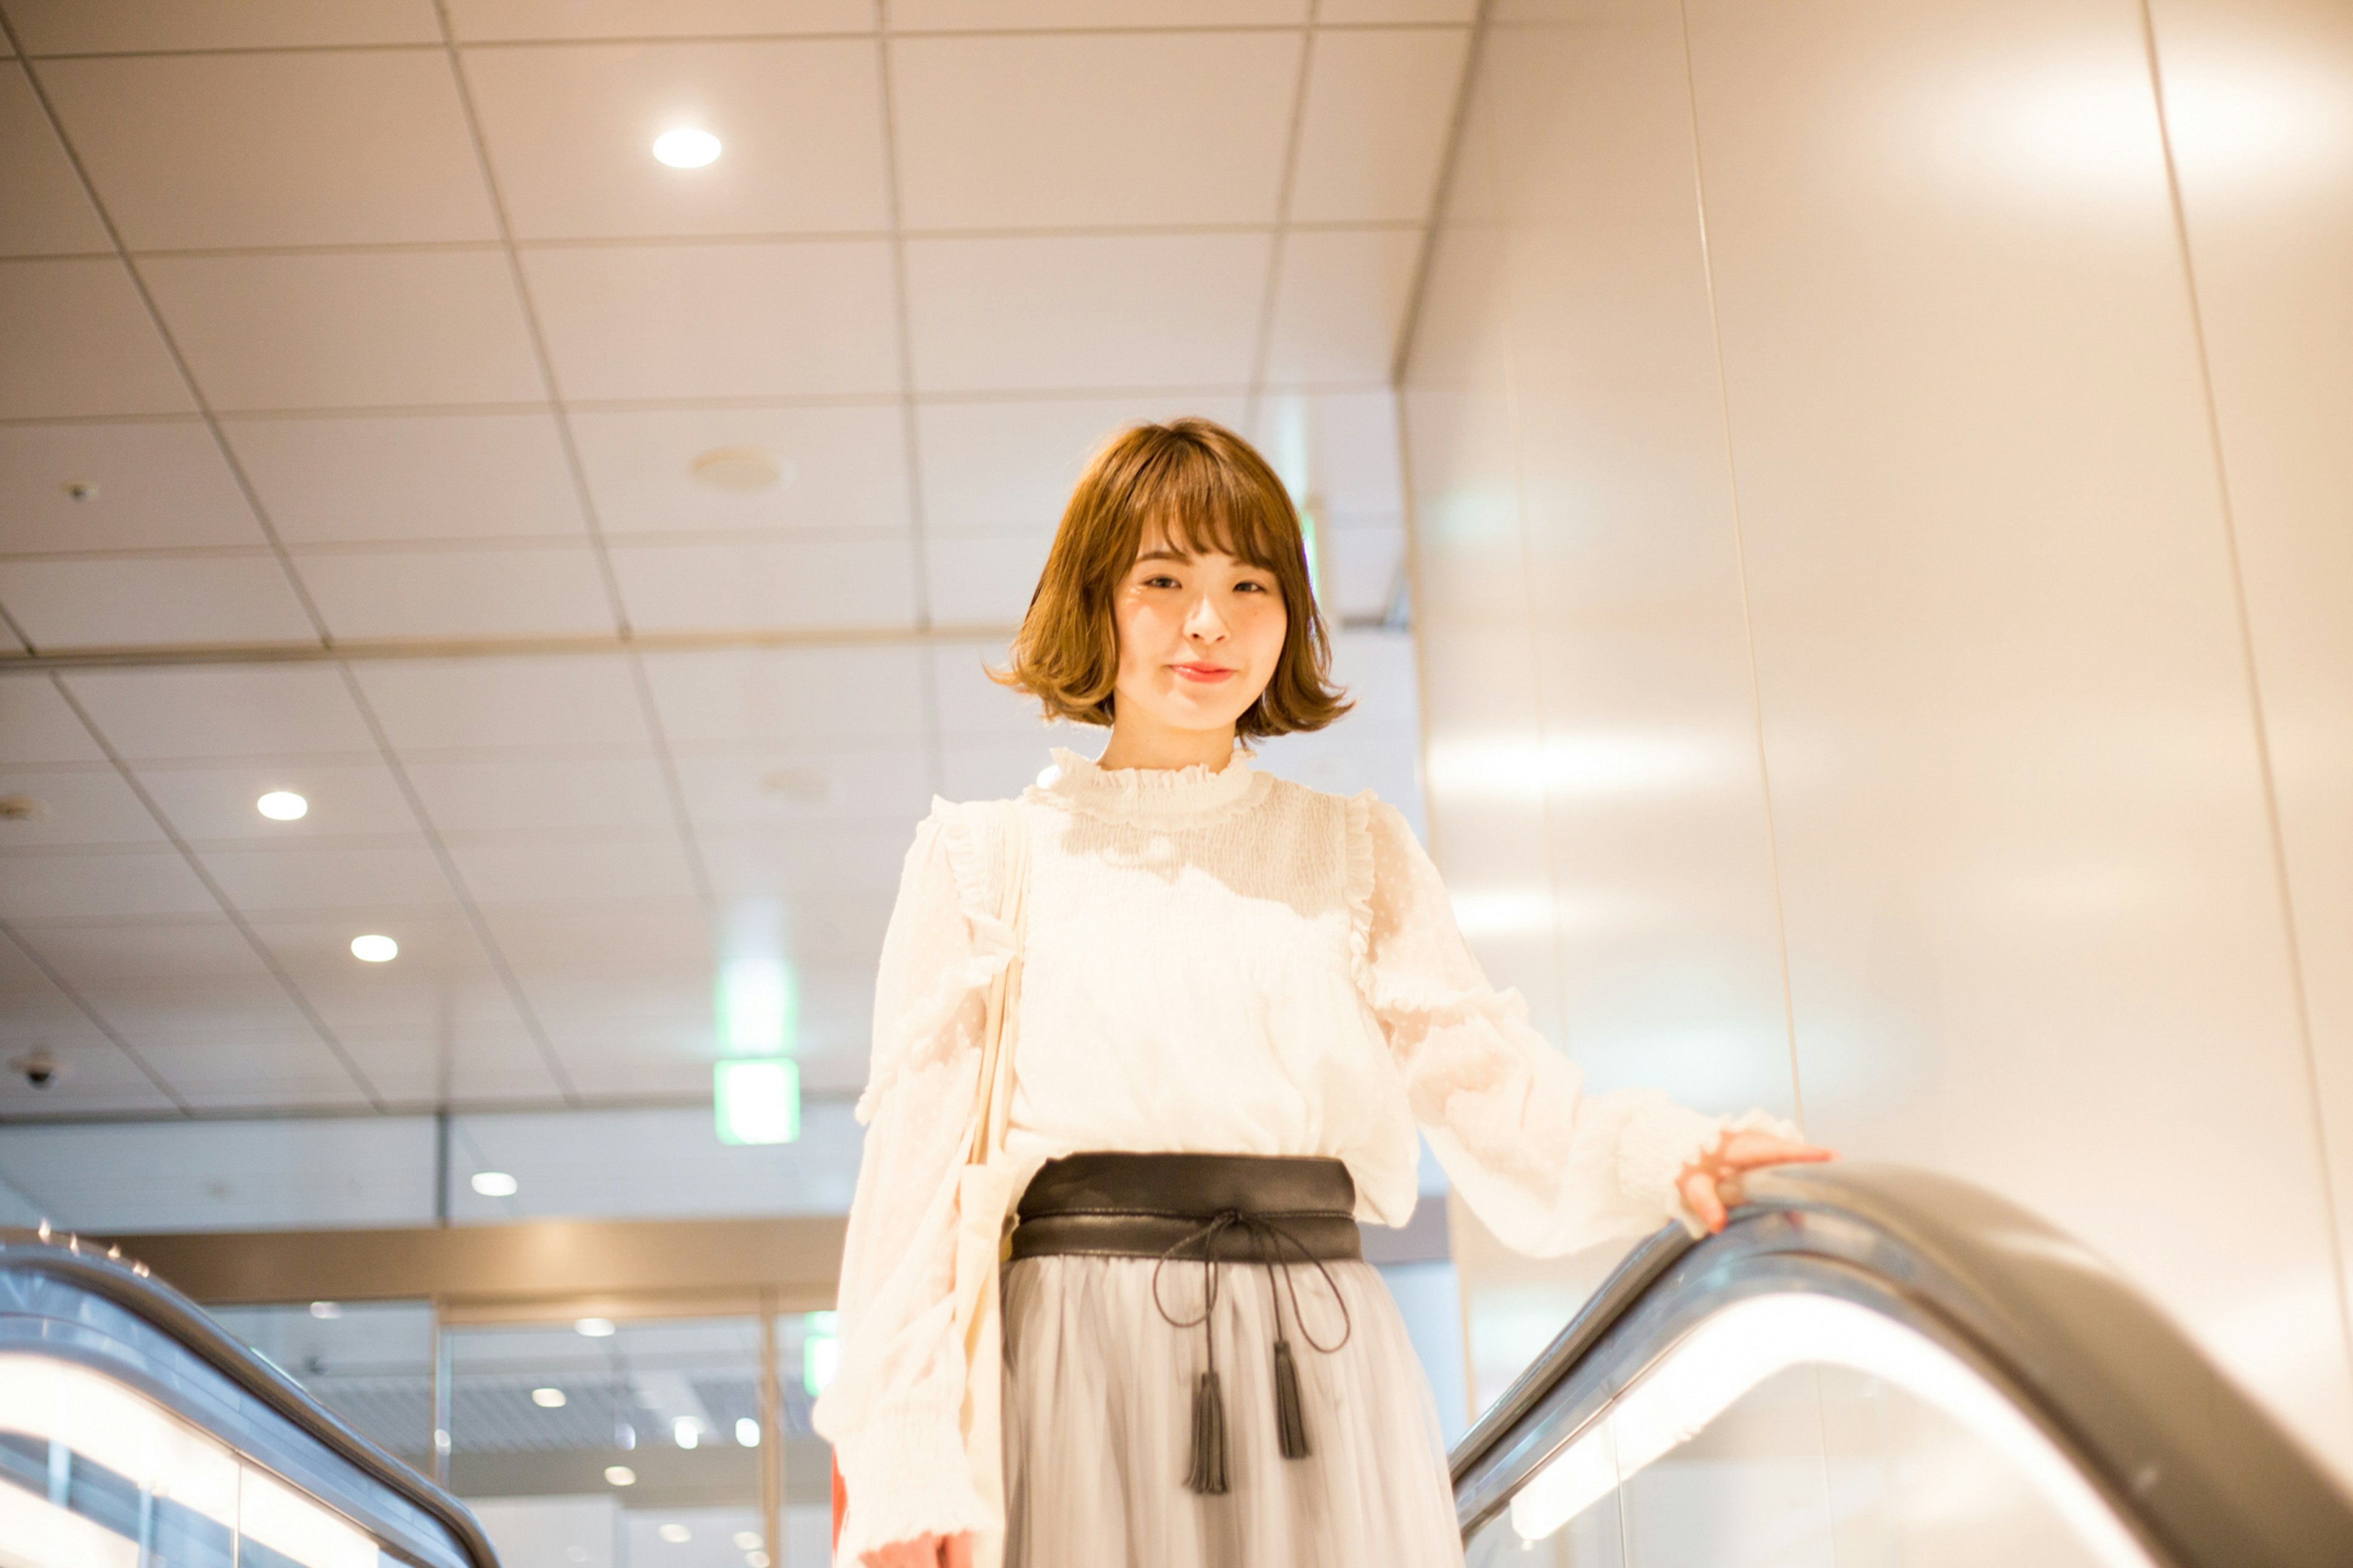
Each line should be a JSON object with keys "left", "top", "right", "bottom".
{"left": 1183, "top": 591, "right": 1229, "bottom": 643}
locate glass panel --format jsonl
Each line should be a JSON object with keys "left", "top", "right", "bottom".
{"left": 211, "top": 1301, "right": 437, "bottom": 1470}
{"left": 1466, "top": 1298, "right": 2157, "bottom": 1568}
{"left": 447, "top": 1315, "right": 771, "bottom": 1568}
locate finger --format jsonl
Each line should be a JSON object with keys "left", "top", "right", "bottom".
{"left": 945, "top": 1534, "right": 975, "bottom": 1568}
{"left": 1681, "top": 1168, "right": 1727, "bottom": 1233}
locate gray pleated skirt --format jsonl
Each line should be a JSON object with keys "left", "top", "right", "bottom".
{"left": 1000, "top": 1252, "right": 1466, "bottom": 1567}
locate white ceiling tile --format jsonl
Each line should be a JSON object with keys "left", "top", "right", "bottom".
{"left": 0, "top": 768, "right": 164, "bottom": 848}
{"left": 479, "top": 896, "right": 709, "bottom": 969}
{"left": 916, "top": 395, "right": 1249, "bottom": 531}
{"left": 63, "top": 664, "right": 378, "bottom": 762}
{"left": 0, "top": 849, "right": 218, "bottom": 920}
{"left": 39, "top": 51, "right": 496, "bottom": 251}
{"left": 568, "top": 404, "right": 909, "bottom": 535}
{"left": 132, "top": 759, "right": 420, "bottom": 843}
{"left": 0, "top": 624, "right": 21, "bottom": 656}
{"left": 0, "top": 420, "right": 262, "bottom": 553}
{"left": 906, "top": 233, "right": 1270, "bottom": 393}
{"left": 354, "top": 654, "right": 651, "bottom": 752}
{"left": 77, "top": 973, "right": 315, "bottom": 1040}
{"left": 343, "top": 1021, "right": 558, "bottom": 1104}
{"left": 640, "top": 645, "right": 924, "bottom": 744}
{"left": 6, "top": 0, "right": 443, "bottom": 52}
{"left": 892, "top": 0, "right": 1304, "bottom": 28}
{"left": 1287, "top": 28, "right": 1468, "bottom": 224}
{"left": 13, "top": 919, "right": 265, "bottom": 983}
{"left": 448, "top": 836, "right": 699, "bottom": 905}
{"left": 699, "top": 822, "right": 910, "bottom": 899}
{"left": 243, "top": 911, "right": 492, "bottom": 983}
{"left": 1325, "top": 518, "right": 1406, "bottom": 619}
{"left": 0, "top": 72, "right": 108, "bottom": 256}
{"left": 928, "top": 640, "right": 1092, "bottom": 742}
{"left": 0, "top": 1040, "right": 180, "bottom": 1120}
{"left": 290, "top": 544, "right": 618, "bottom": 640}
{"left": 924, "top": 532, "right": 1052, "bottom": 625}
{"left": 1248, "top": 387, "right": 1403, "bottom": 515}
{"left": 668, "top": 741, "right": 931, "bottom": 828}
{"left": 608, "top": 537, "right": 918, "bottom": 632}
{"left": 0, "top": 678, "right": 105, "bottom": 765}
{"left": 138, "top": 1036, "right": 375, "bottom": 1110}
{"left": 222, "top": 413, "right": 587, "bottom": 545}
{"left": 0, "top": 555, "right": 318, "bottom": 650}
{"left": 1262, "top": 225, "right": 1422, "bottom": 384}
{"left": 447, "top": 0, "right": 874, "bottom": 40}
{"left": 198, "top": 843, "right": 459, "bottom": 915}
{"left": 0, "top": 259, "right": 191, "bottom": 419}
{"left": 407, "top": 756, "right": 675, "bottom": 834}
{"left": 142, "top": 251, "right": 544, "bottom": 411}
{"left": 521, "top": 241, "right": 901, "bottom": 400}
{"left": 1317, "top": 0, "right": 1478, "bottom": 25}
{"left": 891, "top": 32, "right": 1298, "bottom": 229}
{"left": 463, "top": 39, "right": 889, "bottom": 240}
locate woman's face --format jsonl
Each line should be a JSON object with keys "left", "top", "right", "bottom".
{"left": 1109, "top": 523, "right": 1288, "bottom": 743}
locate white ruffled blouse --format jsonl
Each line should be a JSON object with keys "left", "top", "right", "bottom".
{"left": 813, "top": 749, "right": 1759, "bottom": 1559}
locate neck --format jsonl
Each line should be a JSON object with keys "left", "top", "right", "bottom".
{"left": 1095, "top": 713, "right": 1238, "bottom": 773}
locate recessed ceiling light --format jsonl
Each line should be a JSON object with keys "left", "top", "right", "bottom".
{"left": 604, "top": 1464, "right": 636, "bottom": 1487}
{"left": 309, "top": 1301, "right": 342, "bottom": 1320}
{"left": 576, "top": 1317, "right": 616, "bottom": 1339}
{"left": 658, "top": 1523, "right": 692, "bottom": 1544}
{"left": 350, "top": 934, "right": 398, "bottom": 963}
{"left": 531, "top": 1387, "right": 567, "bottom": 1408}
{"left": 690, "top": 445, "right": 789, "bottom": 492}
{"left": 653, "top": 127, "right": 721, "bottom": 168}
{"left": 471, "top": 1171, "right": 519, "bottom": 1198}
{"left": 734, "top": 1417, "right": 759, "bottom": 1447}
{"left": 257, "top": 790, "right": 308, "bottom": 820}
{"left": 732, "top": 1533, "right": 762, "bottom": 1551}
{"left": 672, "top": 1416, "right": 700, "bottom": 1449}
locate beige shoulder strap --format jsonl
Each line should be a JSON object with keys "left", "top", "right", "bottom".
{"left": 967, "top": 798, "right": 1031, "bottom": 1167}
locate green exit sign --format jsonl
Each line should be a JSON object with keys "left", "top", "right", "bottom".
{"left": 714, "top": 1058, "right": 800, "bottom": 1145}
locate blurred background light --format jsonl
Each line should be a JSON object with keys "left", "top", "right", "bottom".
{"left": 349, "top": 934, "right": 398, "bottom": 963}
{"left": 652, "top": 127, "right": 721, "bottom": 167}
{"left": 714, "top": 1058, "right": 799, "bottom": 1146}
{"left": 256, "top": 790, "right": 308, "bottom": 820}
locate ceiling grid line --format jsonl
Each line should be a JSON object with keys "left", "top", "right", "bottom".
{"left": 874, "top": 0, "right": 948, "bottom": 799}
{"left": 425, "top": 0, "right": 726, "bottom": 929}
{"left": 329, "top": 662, "right": 584, "bottom": 1108}
{"left": 1243, "top": 4, "right": 1324, "bottom": 436}
{"left": 45, "top": 673, "right": 392, "bottom": 1112}
{"left": 0, "top": 26, "right": 341, "bottom": 652}
{"left": 0, "top": 913, "right": 191, "bottom": 1114}
{"left": 424, "top": 0, "right": 634, "bottom": 639}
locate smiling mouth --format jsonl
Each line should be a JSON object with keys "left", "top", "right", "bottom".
{"left": 1171, "top": 663, "right": 1237, "bottom": 683}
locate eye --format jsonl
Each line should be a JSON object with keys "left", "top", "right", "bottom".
{"left": 1235, "top": 578, "right": 1273, "bottom": 594}
{"left": 1142, "top": 573, "right": 1181, "bottom": 589}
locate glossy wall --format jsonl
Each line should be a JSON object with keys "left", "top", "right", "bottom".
{"left": 1403, "top": 0, "right": 2353, "bottom": 1480}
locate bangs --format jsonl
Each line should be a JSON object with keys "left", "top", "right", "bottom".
{"left": 1124, "top": 439, "right": 1297, "bottom": 574}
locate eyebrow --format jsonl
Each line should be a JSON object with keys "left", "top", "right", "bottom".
{"left": 1134, "top": 547, "right": 1194, "bottom": 564}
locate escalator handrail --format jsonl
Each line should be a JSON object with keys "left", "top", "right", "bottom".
{"left": 0, "top": 1226, "right": 501, "bottom": 1568}
{"left": 1447, "top": 1162, "right": 2353, "bottom": 1568}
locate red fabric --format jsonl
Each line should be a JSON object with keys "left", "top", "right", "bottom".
{"left": 832, "top": 1454, "right": 848, "bottom": 1555}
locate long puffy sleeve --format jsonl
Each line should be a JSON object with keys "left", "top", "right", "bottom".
{"left": 1351, "top": 795, "right": 1781, "bottom": 1254}
{"left": 812, "top": 803, "right": 1010, "bottom": 1561}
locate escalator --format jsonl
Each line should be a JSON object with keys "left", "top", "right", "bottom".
{"left": 1449, "top": 1165, "right": 2353, "bottom": 1568}
{"left": 0, "top": 1225, "right": 498, "bottom": 1568}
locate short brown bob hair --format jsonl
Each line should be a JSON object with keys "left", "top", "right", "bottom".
{"left": 992, "top": 417, "right": 1349, "bottom": 741}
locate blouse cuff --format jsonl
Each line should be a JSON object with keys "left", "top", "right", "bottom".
{"left": 1619, "top": 1103, "right": 1805, "bottom": 1239}
{"left": 832, "top": 1412, "right": 995, "bottom": 1561}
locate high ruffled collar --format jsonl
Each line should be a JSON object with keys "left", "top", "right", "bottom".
{"left": 1037, "top": 746, "right": 1268, "bottom": 825}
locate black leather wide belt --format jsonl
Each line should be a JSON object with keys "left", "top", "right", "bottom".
{"left": 1009, "top": 1151, "right": 1362, "bottom": 1263}
{"left": 1008, "top": 1151, "right": 1360, "bottom": 1496}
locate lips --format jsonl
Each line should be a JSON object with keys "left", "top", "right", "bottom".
{"left": 1172, "top": 662, "right": 1236, "bottom": 683}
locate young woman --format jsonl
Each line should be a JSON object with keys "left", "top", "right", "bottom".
{"left": 814, "top": 419, "right": 1830, "bottom": 1567}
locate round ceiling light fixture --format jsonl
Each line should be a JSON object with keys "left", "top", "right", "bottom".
{"left": 604, "top": 1465, "right": 636, "bottom": 1487}
{"left": 471, "top": 1171, "right": 519, "bottom": 1198}
{"left": 575, "top": 1317, "right": 616, "bottom": 1339}
{"left": 653, "top": 127, "right": 721, "bottom": 168}
{"left": 659, "top": 1524, "right": 692, "bottom": 1544}
{"left": 350, "top": 934, "right": 398, "bottom": 963}
{"left": 531, "top": 1387, "right": 567, "bottom": 1408}
{"left": 691, "top": 445, "right": 788, "bottom": 492}
{"left": 257, "top": 790, "right": 308, "bottom": 820}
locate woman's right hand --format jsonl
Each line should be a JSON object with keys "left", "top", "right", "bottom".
{"left": 863, "top": 1532, "right": 974, "bottom": 1568}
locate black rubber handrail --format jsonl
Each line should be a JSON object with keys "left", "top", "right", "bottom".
{"left": 1449, "top": 1163, "right": 2353, "bottom": 1568}
{"left": 0, "top": 1226, "right": 501, "bottom": 1568}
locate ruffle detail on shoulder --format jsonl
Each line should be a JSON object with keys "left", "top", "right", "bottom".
{"left": 1344, "top": 790, "right": 1379, "bottom": 992}
{"left": 1366, "top": 972, "right": 1535, "bottom": 1031}
{"left": 1040, "top": 746, "right": 1271, "bottom": 827}
{"left": 852, "top": 800, "right": 1017, "bottom": 1125}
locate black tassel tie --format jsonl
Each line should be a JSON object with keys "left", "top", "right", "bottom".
{"left": 1152, "top": 1209, "right": 1353, "bottom": 1495}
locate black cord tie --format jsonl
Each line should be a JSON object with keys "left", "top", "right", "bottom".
{"left": 1149, "top": 1208, "right": 1354, "bottom": 1494}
